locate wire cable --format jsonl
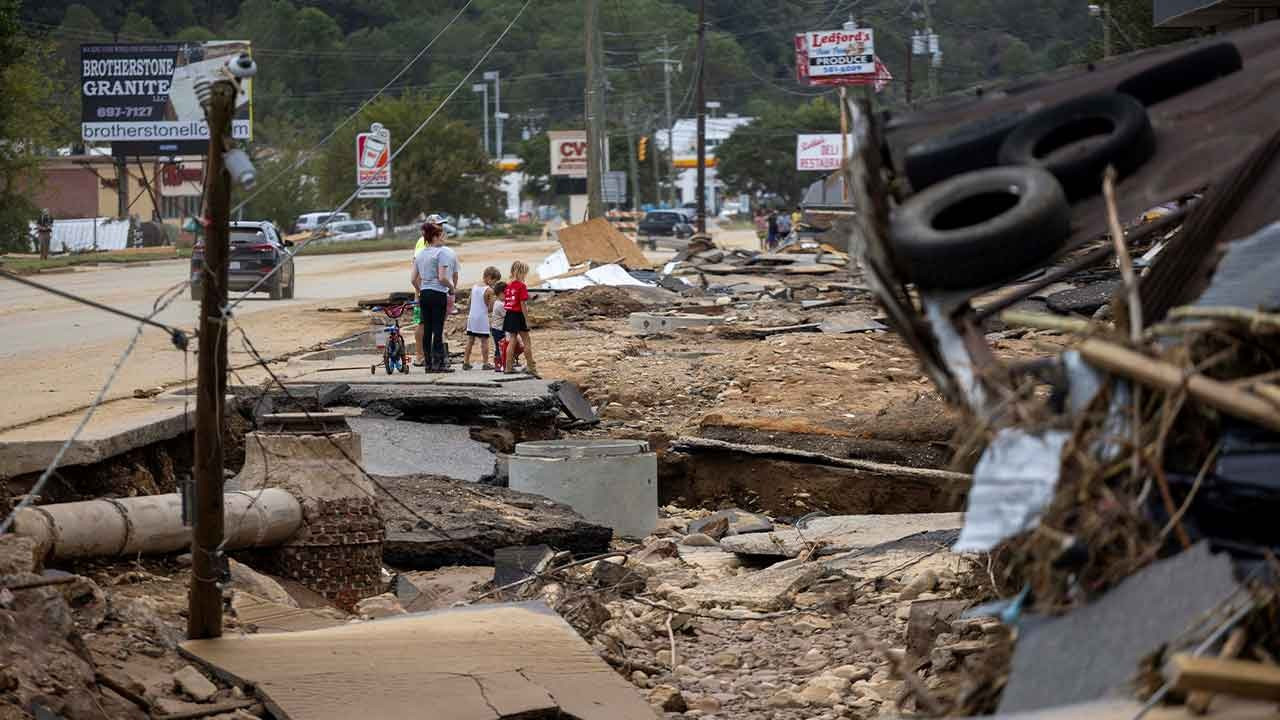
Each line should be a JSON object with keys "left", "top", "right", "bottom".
{"left": 0, "top": 281, "right": 189, "bottom": 535}
{"left": 0, "top": 268, "right": 190, "bottom": 350}
{"left": 222, "top": 0, "right": 537, "bottom": 317}
{"left": 231, "top": 0, "right": 477, "bottom": 215}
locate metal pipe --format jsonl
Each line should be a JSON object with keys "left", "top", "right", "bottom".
{"left": 9, "top": 489, "right": 302, "bottom": 561}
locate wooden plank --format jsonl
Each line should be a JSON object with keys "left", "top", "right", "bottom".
{"left": 1078, "top": 339, "right": 1280, "bottom": 432}
{"left": 181, "top": 601, "right": 653, "bottom": 720}
{"left": 557, "top": 218, "right": 651, "bottom": 270}
{"left": 1167, "top": 654, "right": 1280, "bottom": 702}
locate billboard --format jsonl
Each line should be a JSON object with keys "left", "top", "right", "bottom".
{"left": 799, "top": 28, "right": 875, "bottom": 79}
{"left": 158, "top": 159, "right": 204, "bottom": 196}
{"left": 796, "top": 134, "right": 857, "bottom": 171}
{"left": 356, "top": 122, "right": 391, "bottom": 198}
{"left": 549, "top": 130, "right": 588, "bottom": 178}
{"left": 80, "top": 41, "right": 253, "bottom": 154}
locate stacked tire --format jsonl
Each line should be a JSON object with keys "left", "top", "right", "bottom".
{"left": 890, "top": 42, "right": 1241, "bottom": 290}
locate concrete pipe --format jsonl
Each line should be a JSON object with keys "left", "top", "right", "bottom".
{"left": 509, "top": 439, "right": 657, "bottom": 539}
{"left": 9, "top": 489, "right": 303, "bottom": 560}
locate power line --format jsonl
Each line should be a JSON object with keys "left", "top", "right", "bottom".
{"left": 0, "top": 281, "right": 189, "bottom": 535}
{"left": 232, "top": 0, "right": 477, "bottom": 214}
{"left": 0, "top": 267, "right": 189, "bottom": 349}
{"left": 222, "top": 0, "right": 537, "bottom": 316}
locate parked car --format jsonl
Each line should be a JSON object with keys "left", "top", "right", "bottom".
{"left": 293, "top": 211, "right": 351, "bottom": 233}
{"left": 639, "top": 210, "right": 695, "bottom": 239}
{"left": 190, "top": 221, "right": 295, "bottom": 301}
{"left": 325, "top": 219, "right": 379, "bottom": 242}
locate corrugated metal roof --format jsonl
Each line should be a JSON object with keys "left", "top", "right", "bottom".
{"left": 31, "top": 218, "right": 135, "bottom": 253}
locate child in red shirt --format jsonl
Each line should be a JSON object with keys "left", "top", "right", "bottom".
{"left": 501, "top": 261, "right": 537, "bottom": 375}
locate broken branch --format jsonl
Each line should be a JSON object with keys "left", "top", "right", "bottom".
{"left": 1103, "top": 167, "right": 1144, "bottom": 343}
{"left": 671, "top": 437, "right": 972, "bottom": 485}
{"left": 1077, "top": 339, "right": 1280, "bottom": 433}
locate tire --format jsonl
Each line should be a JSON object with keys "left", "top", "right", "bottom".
{"left": 268, "top": 272, "right": 284, "bottom": 300}
{"left": 997, "top": 92, "right": 1155, "bottom": 201}
{"left": 904, "top": 109, "right": 1028, "bottom": 192}
{"left": 1116, "top": 42, "right": 1242, "bottom": 107}
{"left": 283, "top": 273, "right": 295, "bottom": 299}
{"left": 890, "top": 165, "right": 1071, "bottom": 290}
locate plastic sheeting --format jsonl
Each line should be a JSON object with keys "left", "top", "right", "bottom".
{"left": 535, "top": 248, "right": 571, "bottom": 280}
{"left": 30, "top": 218, "right": 133, "bottom": 253}
{"left": 954, "top": 428, "right": 1070, "bottom": 553}
{"left": 540, "top": 264, "right": 656, "bottom": 291}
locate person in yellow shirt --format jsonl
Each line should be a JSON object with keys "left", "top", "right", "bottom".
{"left": 790, "top": 207, "right": 803, "bottom": 229}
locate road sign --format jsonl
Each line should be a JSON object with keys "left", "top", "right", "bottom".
{"left": 357, "top": 187, "right": 391, "bottom": 199}
{"left": 602, "top": 171, "right": 627, "bottom": 203}
{"left": 356, "top": 123, "right": 391, "bottom": 189}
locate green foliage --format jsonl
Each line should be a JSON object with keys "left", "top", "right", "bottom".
{"left": 233, "top": 146, "right": 320, "bottom": 230}
{"left": 516, "top": 131, "right": 551, "bottom": 201}
{"left": 716, "top": 97, "right": 839, "bottom": 207}
{"left": 1, "top": 0, "right": 59, "bottom": 252}
{"left": 315, "top": 93, "right": 502, "bottom": 224}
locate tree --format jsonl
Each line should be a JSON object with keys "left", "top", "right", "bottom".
{"left": 716, "top": 98, "right": 840, "bottom": 207}
{"left": 234, "top": 146, "right": 320, "bottom": 230}
{"left": 118, "top": 10, "right": 159, "bottom": 39}
{"left": 516, "top": 131, "right": 551, "bottom": 203}
{"left": 0, "top": 0, "right": 59, "bottom": 251}
{"left": 316, "top": 93, "right": 502, "bottom": 224}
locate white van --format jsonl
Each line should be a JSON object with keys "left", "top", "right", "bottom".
{"left": 294, "top": 212, "right": 351, "bottom": 233}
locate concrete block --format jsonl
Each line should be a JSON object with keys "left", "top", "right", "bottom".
{"left": 509, "top": 439, "right": 658, "bottom": 539}
{"left": 628, "top": 312, "right": 726, "bottom": 334}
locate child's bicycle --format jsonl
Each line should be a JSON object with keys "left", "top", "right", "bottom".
{"left": 370, "top": 292, "right": 415, "bottom": 376}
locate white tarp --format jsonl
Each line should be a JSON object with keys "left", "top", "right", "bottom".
{"left": 954, "top": 429, "right": 1069, "bottom": 553}
{"left": 535, "top": 248, "right": 571, "bottom": 280}
{"left": 540, "top": 263, "right": 655, "bottom": 291}
{"left": 30, "top": 218, "right": 133, "bottom": 253}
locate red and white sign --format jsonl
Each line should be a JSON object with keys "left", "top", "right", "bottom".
{"left": 157, "top": 159, "right": 204, "bottom": 196}
{"left": 795, "top": 32, "right": 893, "bottom": 91}
{"left": 549, "top": 130, "right": 588, "bottom": 178}
{"left": 356, "top": 123, "right": 391, "bottom": 192}
{"left": 796, "top": 134, "right": 856, "bottom": 171}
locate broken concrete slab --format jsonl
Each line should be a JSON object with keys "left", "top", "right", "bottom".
{"left": 395, "top": 566, "right": 492, "bottom": 613}
{"left": 376, "top": 474, "right": 612, "bottom": 569}
{"left": 555, "top": 381, "right": 598, "bottom": 423}
{"left": 0, "top": 397, "right": 201, "bottom": 479}
{"left": 818, "top": 312, "right": 889, "bottom": 334}
{"left": 687, "top": 508, "right": 773, "bottom": 537}
{"left": 181, "top": 601, "right": 656, "bottom": 719}
{"left": 346, "top": 418, "right": 496, "bottom": 483}
{"left": 628, "top": 312, "right": 727, "bottom": 334}
{"left": 230, "top": 593, "right": 347, "bottom": 634}
{"left": 999, "top": 542, "right": 1244, "bottom": 714}
{"left": 718, "top": 513, "right": 965, "bottom": 559}
{"left": 677, "top": 560, "right": 831, "bottom": 611}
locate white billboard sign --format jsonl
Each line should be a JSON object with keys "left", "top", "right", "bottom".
{"left": 796, "top": 134, "right": 855, "bottom": 171}
{"left": 803, "top": 28, "right": 875, "bottom": 78}
{"left": 549, "top": 130, "right": 588, "bottom": 178}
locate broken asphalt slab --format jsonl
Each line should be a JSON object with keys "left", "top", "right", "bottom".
{"left": 346, "top": 418, "right": 496, "bottom": 483}
{"left": 676, "top": 559, "right": 832, "bottom": 612}
{"left": 718, "top": 513, "right": 965, "bottom": 559}
{"left": 998, "top": 542, "right": 1244, "bottom": 714}
{"left": 376, "top": 474, "right": 612, "bottom": 569}
{"left": 181, "top": 601, "right": 656, "bottom": 720}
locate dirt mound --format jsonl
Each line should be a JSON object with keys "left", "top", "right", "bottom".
{"left": 530, "top": 286, "right": 649, "bottom": 324}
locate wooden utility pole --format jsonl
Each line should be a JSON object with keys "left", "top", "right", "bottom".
{"left": 905, "top": 38, "right": 914, "bottom": 106}
{"left": 1102, "top": 1, "right": 1113, "bottom": 58}
{"left": 584, "top": 0, "right": 604, "bottom": 218}
{"left": 694, "top": 0, "right": 707, "bottom": 233}
{"left": 650, "top": 119, "right": 662, "bottom": 208}
{"left": 189, "top": 80, "right": 236, "bottom": 641}
{"left": 624, "top": 101, "right": 641, "bottom": 212}
{"left": 115, "top": 155, "right": 129, "bottom": 219}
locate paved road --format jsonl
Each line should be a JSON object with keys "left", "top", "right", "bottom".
{"left": 0, "top": 237, "right": 557, "bottom": 429}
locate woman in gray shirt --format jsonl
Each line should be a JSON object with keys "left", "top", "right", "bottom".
{"left": 410, "top": 222, "right": 459, "bottom": 371}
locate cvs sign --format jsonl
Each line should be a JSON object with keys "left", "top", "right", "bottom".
{"left": 549, "top": 130, "right": 589, "bottom": 178}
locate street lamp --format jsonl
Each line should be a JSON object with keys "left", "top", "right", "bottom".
{"left": 483, "top": 70, "right": 503, "bottom": 158}
{"left": 471, "top": 83, "right": 490, "bottom": 155}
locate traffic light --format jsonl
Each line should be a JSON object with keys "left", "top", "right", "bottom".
{"left": 638, "top": 136, "right": 648, "bottom": 162}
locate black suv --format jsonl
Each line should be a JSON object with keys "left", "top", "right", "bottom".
{"left": 190, "top": 221, "right": 295, "bottom": 301}
{"left": 639, "top": 210, "right": 694, "bottom": 239}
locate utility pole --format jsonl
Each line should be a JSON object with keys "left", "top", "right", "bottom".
{"left": 472, "top": 83, "right": 490, "bottom": 156}
{"left": 115, "top": 155, "right": 128, "bottom": 218}
{"left": 624, "top": 100, "right": 640, "bottom": 212}
{"left": 657, "top": 35, "right": 679, "bottom": 207}
{"left": 694, "top": 0, "right": 707, "bottom": 233}
{"left": 585, "top": 0, "right": 604, "bottom": 218}
{"left": 189, "top": 79, "right": 236, "bottom": 641}
{"left": 1102, "top": 1, "right": 1113, "bottom": 58}
{"left": 905, "top": 34, "right": 914, "bottom": 106}
{"left": 484, "top": 71, "right": 504, "bottom": 158}
{"left": 650, "top": 119, "right": 661, "bottom": 208}
{"left": 921, "top": 0, "right": 939, "bottom": 98}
